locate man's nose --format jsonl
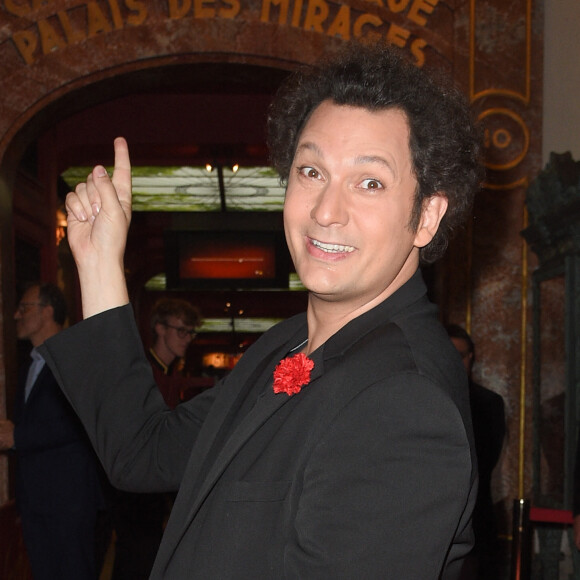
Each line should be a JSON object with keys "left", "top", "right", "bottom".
{"left": 310, "top": 182, "right": 349, "bottom": 227}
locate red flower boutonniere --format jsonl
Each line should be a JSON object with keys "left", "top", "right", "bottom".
{"left": 273, "top": 353, "right": 314, "bottom": 396}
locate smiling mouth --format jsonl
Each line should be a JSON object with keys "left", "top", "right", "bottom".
{"left": 311, "top": 239, "right": 355, "bottom": 253}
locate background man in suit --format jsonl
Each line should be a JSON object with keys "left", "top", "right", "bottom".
{"left": 41, "top": 43, "right": 484, "bottom": 578}
{"left": 0, "top": 282, "right": 104, "bottom": 580}
{"left": 447, "top": 324, "right": 506, "bottom": 579}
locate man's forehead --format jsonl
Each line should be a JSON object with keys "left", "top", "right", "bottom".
{"left": 304, "top": 100, "right": 408, "bottom": 126}
{"left": 21, "top": 286, "right": 39, "bottom": 301}
{"left": 294, "top": 102, "right": 412, "bottom": 176}
{"left": 167, "top": 315, "right": 193, "bottom": 328}
{"left": 297, "top": 102, "right": 410, "bottom": 144}
{"left": 451, "top": 337, "right": 470, "bottom": 352}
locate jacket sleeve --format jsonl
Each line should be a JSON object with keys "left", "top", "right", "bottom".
{"left": 285, "top": 372, "right": 476, "bottom": 579}
{"left": 40, "top": 304, "right": 217, "bottom": 493}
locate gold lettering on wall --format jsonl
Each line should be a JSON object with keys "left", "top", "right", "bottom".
{"left": 7, "top": 0, "right": 435, "bottom": 66}
{"left": 259, "top": 0, "right": 429, "bottom": 65}
{"left": 8, "top": 0, "right": 149, "bottom": 64}
{"left": 407, "top": 0, "right": 437, "bottom": 26}
{"left": 57, "top": 11, "right": 87, "bottom": 44}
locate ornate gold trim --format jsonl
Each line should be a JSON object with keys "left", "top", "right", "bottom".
{"left": 518, "top": 203, "right": 529, "bottom": 497}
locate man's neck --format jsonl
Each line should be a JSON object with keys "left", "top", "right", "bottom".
{"left": 304, "top": 277, "right": 413, "bottom": 355}
{"left": 29, "top": 323, "right": 62, "bottom": 348}
{"left": 150, "top": 345, "right": 175, "bottom": 368}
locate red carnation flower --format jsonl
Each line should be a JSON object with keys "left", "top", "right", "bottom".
{"left": 273, "top": 353, "right": 314, "bottom": 396}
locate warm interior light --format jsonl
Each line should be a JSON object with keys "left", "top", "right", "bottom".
{"left": 56, "top": 207, "right": 67, "bottom": 245}
{"left": 205, "top": 163, "right": 213, "bottom": 172}
{"left": 232, "top": 163, "right": 239, "bottom": 173}
{"left": 203, "top": 352, "right": 231, "bottom": 369}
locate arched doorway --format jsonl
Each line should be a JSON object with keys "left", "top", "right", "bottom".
{"left": 0, "top": 39, "right": 336, "bottom": 503}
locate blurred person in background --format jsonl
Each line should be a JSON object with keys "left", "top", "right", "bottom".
{"left": 448, "top": 324, "right": 506, "bottom": 580}
{"left": 0, "top": 282, "right": 104, "bottom": 580}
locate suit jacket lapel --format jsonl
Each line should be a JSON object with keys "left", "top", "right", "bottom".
{"left": 181, "top": 376, "right": 292, "bottom": 522}
{"left": 194, "top": 272, "right": 427, "bottom": 501}
{"left": 157, "top": 317, "right": 309, "bottom": 565}
{"left": 189, "top": 353, "right": 324, "bottom": 514}
{"left": 166, "top": 271, "right": 426, "bottom": 527}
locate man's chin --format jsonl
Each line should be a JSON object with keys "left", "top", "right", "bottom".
{"left": 308, "top": 288, "right": 345, "bottom": 303}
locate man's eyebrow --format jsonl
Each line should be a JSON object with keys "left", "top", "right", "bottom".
{"left": 294, "top": 145, "right": 397, "bottom": 177}
{"left": 354, "top": 155, "right": 396, "bottom": 173}
{"left": 294, "top": 141, "right": 323, "bottom": 158}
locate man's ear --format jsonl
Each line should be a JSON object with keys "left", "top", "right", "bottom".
{"left": 44, "top": 305, "right": 55, "bottom": 324}
{"left": 154, "top": 321, "right": 166, "bottom": 337}
{"left": 413, "top": 194, "right": 448, "bottom": 248}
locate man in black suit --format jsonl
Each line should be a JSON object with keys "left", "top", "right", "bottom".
{"left": 0, "top": 283, "right": 104, "bottom": 580}
{"left": 41, "top": 43, "right": 484, "bottom": 578}
{"left": 447, "top": 324, "right": 506, "bottom": 579}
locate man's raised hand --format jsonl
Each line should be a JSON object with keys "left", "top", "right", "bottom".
{"left": 64, "top": 137, "right": 132, "bottom": 317}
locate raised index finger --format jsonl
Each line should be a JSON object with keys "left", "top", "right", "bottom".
{"left": 111, "top": 136, "right": 132, "bottom": 208}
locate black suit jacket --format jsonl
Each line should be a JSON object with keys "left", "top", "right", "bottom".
{"left": 14, "top": 359, "right": 103, "bottom": 518}
{"left": 469, "top": 381, "right": 505, "bottom": 507}
{"left": 13, "top": 352, "right": 105, "bottom": 579}
{"left": 42, "top": 271, "right": 477, "bottom": 579}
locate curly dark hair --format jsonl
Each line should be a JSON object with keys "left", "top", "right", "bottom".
{"left": 267, "top": 42, "right": 484, "bottom": 264}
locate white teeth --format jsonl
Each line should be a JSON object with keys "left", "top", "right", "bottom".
{"left": 311, "top": 239, "right": 355, "bottom": 253}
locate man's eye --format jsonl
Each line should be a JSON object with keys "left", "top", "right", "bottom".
{"left": 361, "top": 178, "right": 383, "bottom": 190}
{"left": 299, "top": 166, "right": 320, "bottom": 179}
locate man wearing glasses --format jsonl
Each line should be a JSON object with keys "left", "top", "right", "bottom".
{"left": 0, "top": 282, "right": 104, "bottom": 580}
{"left": 147, "top": 297, "right": 202, "bottom": 409}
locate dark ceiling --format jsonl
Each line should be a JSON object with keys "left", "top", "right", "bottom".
{"left": 52, "top": 62, "right": 291, "bottom": 170}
